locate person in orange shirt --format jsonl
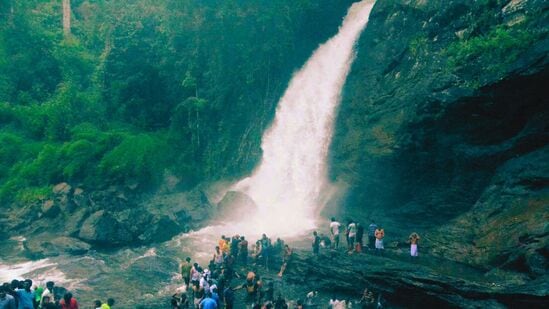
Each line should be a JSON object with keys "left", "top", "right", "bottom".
{"left": 374, "top": 227, "right": 385, "bottom": 254}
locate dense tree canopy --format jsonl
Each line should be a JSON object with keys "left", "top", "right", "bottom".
{"left": 0, "top": 0, "right": 353, "bottom": 204}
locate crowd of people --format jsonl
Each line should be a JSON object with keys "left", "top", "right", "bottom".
{"left": 172, "top": 228, "right": 393, "bottom": 309}
{"left": 174, "top": 233, "right": 297, "bottom": 309}
{"left": 312, "top": 218, "right": 420, "bottom": 261}
{"left": 0, "top": 279, "right": 115, "bottom": 309}
{"left": 1, "top": 219, "right": 418, "bottom": 309}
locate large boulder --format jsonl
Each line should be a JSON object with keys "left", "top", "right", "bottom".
{"left": 216, "top": 191, "right": 258, "bottom": 222}
{"left": 24, "top": 234, "right": 91, "bottom": 258}
{"left": 78, "top": 210, "right": 133, "bottom": 246}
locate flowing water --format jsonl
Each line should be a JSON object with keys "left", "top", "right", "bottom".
{"left": 0, "top": 1, "right": 377, "bottom": 307}
{"left": 232, "top": 0, "right": 376, "bottom": 237}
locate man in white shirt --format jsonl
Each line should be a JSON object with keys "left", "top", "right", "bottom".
{"left": 329, "top": 217, "right": 341, "bottom": 249}
{"left": 347, "top": 221, "right": 357, "bottom": 251}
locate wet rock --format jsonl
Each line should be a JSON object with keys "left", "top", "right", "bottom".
{"left": 429, "top": 147, "right": 549, "bottom": 277}
{"left": 78, "top": 210, "right": 133, "bottom": 246}
{"left": 24, "top": 234, "right": 91, "bottom": 258}
{"left": 41, "top": 200, "right": 60, "bottom": 218}
{"left": 284, "top": 249, "right": 548, "bottom": 308}
{"left": 65, "top": 207, "right": 91, "bottom": 237}
{"left": 216, "top": 191, "right": 258, "bottom": 222}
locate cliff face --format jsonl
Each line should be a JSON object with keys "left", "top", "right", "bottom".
{"left": 331, "top": 0, "right": 548, "bottom": 276}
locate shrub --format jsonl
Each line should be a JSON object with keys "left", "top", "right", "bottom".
{"left": 98, "top": 132, "right": 170, "bottom": 188}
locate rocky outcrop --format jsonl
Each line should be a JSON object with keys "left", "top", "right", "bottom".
{"left": 428, "top": 146, "right": 549, "bottom": 275}
{"left": 330, "top": 0, "right": 548, "bottom": 280}
{"left": 23, "top": 234, "right": 91, "bottom": 258}
{"left": 284, "top": 249, "right": 548, "bottom": 308}
{"left": 2, "top": 183, "right": 214, "bottom": 253}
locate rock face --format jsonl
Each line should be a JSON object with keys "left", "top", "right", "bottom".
{"left": 330, "top": 0, "right": 548, "bottom": 281}
{"left": 3, "top": 184, "right": 213, "bottom": 252}
{"left": 284, "top": 249, "right": 548, "bottom": 308}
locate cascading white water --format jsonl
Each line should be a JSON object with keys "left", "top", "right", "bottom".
{"left": 232, "top": 0, "right": 376, "bottom": 237}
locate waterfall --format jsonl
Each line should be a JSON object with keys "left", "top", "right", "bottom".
{"left": 232, "top": 0, "right": 376, "bottom": 237}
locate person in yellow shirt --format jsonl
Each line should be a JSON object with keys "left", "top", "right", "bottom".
{"left": 100, "top": 298, "right": 114, "bottom": 309}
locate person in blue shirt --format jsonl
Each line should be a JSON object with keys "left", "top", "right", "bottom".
{"left": 199, "top": 294, "right": 217, "bottom": 309}
{"left": 210, "top": 288, "right": 220, "bottom": 307}
{"left": 15, "top": 280, "right": 34, "bottom": 309}
{"left": 0, "top": 285, "right": 16, "bottom": 309}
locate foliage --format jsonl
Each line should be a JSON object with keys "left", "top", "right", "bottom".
{"left": 0, "top": 0, "right": 354, "bottom": 204}
{"left": 444, "top": 23, "right": 539, "bottom": 73}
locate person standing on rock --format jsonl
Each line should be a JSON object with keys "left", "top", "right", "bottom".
{"left": 375, "top": 227, "right": 385, "bottom": 254}
{"left": 181, "top": 257, "right": 193, "bottom": 287}
{"left": 239, "top": 236, "right": 249, "bottom": 265}
{"left": 409, "top": 232, "right": 420, "bottom": 260}
{"left": 356, "top": 223, "right": 364, "bottom": 253}
{"left": 329, "top": 217, "right": 341, "bottom": 249}
{"left": 312, "top": 231, "right": 321, "bottom": 255}
{"left": 347, "top": 221, "right": 357, "bottom": 252}
{"left": 213, "top": 246, "right": 224, "bottom": 269}
{"left": 278, "top": 244, "right": 293, "bottom": 277}
{"left": 40, "top": 281, "right": 55, "bottom": 308}
{"left": 368, "top": 220, "right": 377, "bottom": 250}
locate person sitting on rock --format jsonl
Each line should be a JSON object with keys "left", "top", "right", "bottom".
{"left": 375, "top": 227, "right": 385, "bottom": 254}
{"left": 409, "top": 232, "right": 420, "bottom": 260}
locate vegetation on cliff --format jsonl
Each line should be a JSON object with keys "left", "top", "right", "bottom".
{"left": 0, "top": 0, "right": 354, "bottom": 205}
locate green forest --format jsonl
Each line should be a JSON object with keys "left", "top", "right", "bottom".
{"left": 0, "top": 0, "right": 353, "bottom": 205}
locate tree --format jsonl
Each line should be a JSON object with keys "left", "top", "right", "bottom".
{"left": 62, "top": 0, "right": 71, "bottom": 37}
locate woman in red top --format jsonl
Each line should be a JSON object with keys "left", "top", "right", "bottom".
{"left": 59, "top": 292, "right": 79, "bottom": 309}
